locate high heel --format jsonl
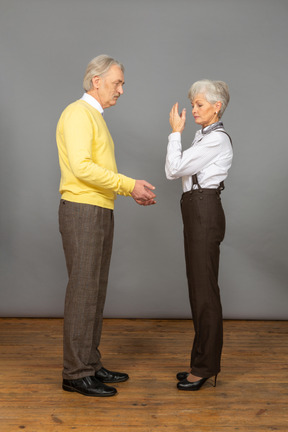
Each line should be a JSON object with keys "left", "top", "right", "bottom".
{"left": 177, "top": 374, "right": 218, "bottom": 391}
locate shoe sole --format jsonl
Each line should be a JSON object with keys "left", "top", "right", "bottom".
{"left": 62, "top": 384, "right": 117, "bottom": 397}
{"left": 177, "top": 386, "right": 202, "bottom": 391}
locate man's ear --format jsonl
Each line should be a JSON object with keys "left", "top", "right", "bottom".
{"left": 91, "top": 75, "right": 101, "bottom": 89}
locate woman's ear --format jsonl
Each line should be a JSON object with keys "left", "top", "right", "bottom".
{"left": 215, "top": 101, "right": 222, "bottom": 113}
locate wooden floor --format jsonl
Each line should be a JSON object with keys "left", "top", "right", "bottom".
{"left": 0, "top": 319, "right": 287, "bottom": 432}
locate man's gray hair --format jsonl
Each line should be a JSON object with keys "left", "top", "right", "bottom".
{"left": 83, "top": 55, "right": 124, "bottom": 92}
{"left": 188, "top": 79, "right": 230, "bottom": 119}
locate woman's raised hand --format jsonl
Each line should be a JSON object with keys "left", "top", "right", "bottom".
{"left": 169, "top": 102, "right": 186, "bottom": 133}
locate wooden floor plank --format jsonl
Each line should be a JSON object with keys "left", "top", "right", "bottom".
{"left": 0, "top": 318, "right": 288, "bottom": 432}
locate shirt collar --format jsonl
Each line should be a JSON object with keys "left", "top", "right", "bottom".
{"left": 80, "top": 93, "right": 104, "bottom": 114}
{"left": 202, "top": 121, "right": 224, "bottom": 135}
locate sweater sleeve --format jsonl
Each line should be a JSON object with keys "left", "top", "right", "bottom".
{"left": 62, "top": 105, "right": 135, "bottom": 196}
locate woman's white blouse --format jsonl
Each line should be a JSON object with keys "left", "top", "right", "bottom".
{"left": 165, "top": 124, "right": 233, "bottom": 192}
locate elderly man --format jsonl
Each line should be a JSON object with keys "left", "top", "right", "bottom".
{"left": 56, "top": 55, "right": 156, "bottom": 397}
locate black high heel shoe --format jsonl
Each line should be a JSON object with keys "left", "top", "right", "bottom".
{"left": 176, "top": 371, "right": 189, "bottom": 381}
{"left": 177, "top": 375, "right": 217, "bottom": 391}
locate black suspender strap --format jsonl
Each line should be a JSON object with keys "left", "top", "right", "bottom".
{"left": 192, "top": 174, "right": 199, "bottom": 187}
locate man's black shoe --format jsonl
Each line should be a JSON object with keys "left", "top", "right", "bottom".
{"left": 95, "top": 367, "right": 129, "bottom": 383}
{"left": 62, "top": 375, "right": 117, "bottom": 397}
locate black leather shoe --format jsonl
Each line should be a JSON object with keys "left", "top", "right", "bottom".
{"left": 177, "top": 375, "right": 217, "bottom": 391}
{"left": 176, "top": 371, "right": 189, "bottom": 381}
{"left": 62, "top": 375, "right": 117, "bottom": 397}
{"left": 95, "top": 367, "right": 129, "bottom": 383}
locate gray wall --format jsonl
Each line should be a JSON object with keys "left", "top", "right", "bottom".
{"left": 0, "top": 0, "right": 287, "bottom": 319}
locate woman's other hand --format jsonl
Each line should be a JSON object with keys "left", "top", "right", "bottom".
{"left": 169, "top": 103, "right": 186, "bottom": 133}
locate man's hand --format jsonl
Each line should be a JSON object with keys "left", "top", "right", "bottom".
{"left": 131, "top": 180, "right": 156, "bottom": 206}
{"left": 169, "top": 102, "right": 186, "bottom": 133}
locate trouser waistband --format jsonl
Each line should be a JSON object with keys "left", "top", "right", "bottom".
{"left": 182, "top": 188, "right": 221, "bottom": 198}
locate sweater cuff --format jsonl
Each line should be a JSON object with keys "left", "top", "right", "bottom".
{"left": 118, "top": 175, "right": 136, "bottom": 196}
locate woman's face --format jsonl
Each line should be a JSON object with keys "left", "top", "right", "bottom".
{"left": 191, "top": 93, "right": 221, "bottom": 128}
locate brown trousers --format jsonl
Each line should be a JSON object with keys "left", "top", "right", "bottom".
{"left": 181, "top": 188, "right": 225, "bottom": 378}
{"left": 59, "top": 200, "right": 114, "bottom": 380}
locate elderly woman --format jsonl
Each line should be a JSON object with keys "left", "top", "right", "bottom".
{"left": 165, "top": 79, "right": 233, "bottom": 391}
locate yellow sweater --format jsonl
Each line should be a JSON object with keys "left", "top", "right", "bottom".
{"left": 56, "top": 100, "right": 136, "bottom": 209}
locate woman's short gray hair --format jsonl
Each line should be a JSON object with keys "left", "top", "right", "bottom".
{"left": 188, "top": 79, "right": 230, "bottom": 119}
{"left": 83, "top": 55, "right": 124, "bottom": 92}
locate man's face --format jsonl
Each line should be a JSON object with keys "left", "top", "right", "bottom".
{"left": 98, "top": 65, "right": 125, "bottom": 109}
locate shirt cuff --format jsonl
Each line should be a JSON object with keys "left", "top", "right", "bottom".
{"left": 168, "top": 132, "right": 181, "bottom": 141}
